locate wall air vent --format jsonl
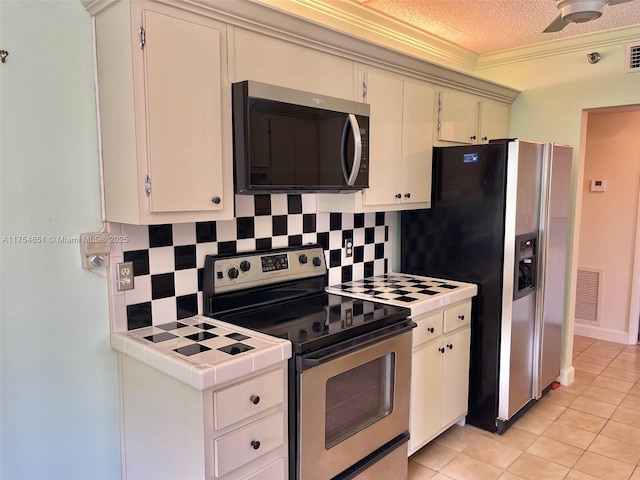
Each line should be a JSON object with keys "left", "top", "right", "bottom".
{"left": 575, "top": 268, "right": 602, "bottom": 325}
{"left": 626, "top": 43, "right": 640, "bottom": 73}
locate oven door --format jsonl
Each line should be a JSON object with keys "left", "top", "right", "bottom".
{"left": 297, "top": 321, "right": 414, "bottom": 480}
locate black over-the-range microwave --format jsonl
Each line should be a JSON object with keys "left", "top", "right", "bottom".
{"left": 232, "top": 80, "right": 370, "bottom": 193}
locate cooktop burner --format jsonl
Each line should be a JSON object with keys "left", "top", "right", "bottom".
{"left": 202, "top": 245, "right": 411, "bottom": 353}
{"left": 214, "top": 291, "right": 409, "bottom": 353}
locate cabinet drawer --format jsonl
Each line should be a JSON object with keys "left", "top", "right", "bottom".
{"left": 443, "top": 302, "right": 471, "bottom": 333}
{"left": 214, "top": 411, "right": 285, "bottom": 477}
{"left": 241, "top": 458, "right": 286, "bottom": 480}
{"left": 214, "top": 369, "right": 284, "bottom": 430}
{"left": 412, "top": 311, "right": 442, "bottom": 347}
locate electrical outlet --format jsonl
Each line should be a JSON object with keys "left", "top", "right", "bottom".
{"left": 116, "top": 261, "right": 134, "bottom": 292}
{"left": 344, "top": 237, "right": 353, "bottom": 258}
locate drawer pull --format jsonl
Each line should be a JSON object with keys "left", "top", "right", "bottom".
{"left": 447, "top": 343, "right": 454, "bottom": 350}
{"left": 251, "top": 440, "right": 261, "bottom": 450}
{"left": 427, "top": 327, "right": 435, "bottom": 333}
{"left": 458, "top": 315, "right": 465, "bottom": 321}
{"left": 439, "top": 347, "right": 445, "bottom": 353}
{"left": 250, "top": 395, "right": 261, "bottom": 405}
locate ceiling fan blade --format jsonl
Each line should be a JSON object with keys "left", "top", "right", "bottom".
{"left": 543, "top": 14, "right": 570, "bottom": 32}
{"left": 608, "top": 0, "right": 634, "bottom": 5}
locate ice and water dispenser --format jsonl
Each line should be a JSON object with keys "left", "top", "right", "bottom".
{"left": 514, "top": 233, "right": 537, "bottom": 300}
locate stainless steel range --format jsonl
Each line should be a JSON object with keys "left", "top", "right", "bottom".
{"left": 203, "top": 245, "right": 414, "bottom": 480}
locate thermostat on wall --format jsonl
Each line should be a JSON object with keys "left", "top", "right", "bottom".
{"left": 590, "top": 179, "right": 607, "bottom": 192}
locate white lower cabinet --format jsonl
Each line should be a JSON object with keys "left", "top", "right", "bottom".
{"left": 241, "top": 459, "right": 285, "bottom": 480}
{"left": 119, "top": 355, "right": 288, "bottom": 480}
{"left": 409, "top": 301, "right": 471, "bottom": 455}
{"left": 214, "top": 411, "right": 285, "bottom": 478}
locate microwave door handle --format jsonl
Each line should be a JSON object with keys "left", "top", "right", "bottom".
{"left": 341, "top": 114, "right": 362, "bottom": 186}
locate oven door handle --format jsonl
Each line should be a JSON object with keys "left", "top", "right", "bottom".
{"left": 296, "top": 319, "right": 416, "bottom": 372}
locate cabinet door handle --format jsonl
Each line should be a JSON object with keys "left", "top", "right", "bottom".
{"left": 211, "top": 196, "right": 221, "bottom": 204}
{"left": 427, "top": 327, "right": 435, "bottom": 333}
{"left": 404, "top": 193, "right": 411, "bottom": 199}
{"left": 439, "top": 347, "right": 445, "bottom": 353}
{"left": 251, "top": 440, "right": 261, "bottom": 450}
{"left": 458, "top": 315, "right": 465, "bottom": 321}
{"left": 395, "top": 193, "right": 402, "bottom": 199}
{"left": 447, "top": 343, "right": 453, "bottom": 350}
{"left": 482, "top": 136, "right": 488, "bottom": 141}
{"left": 250, "top": 395, "right": 261, "bottom": 405}
{"left": 470, "top": 135, "right": 476, "bottom": 140}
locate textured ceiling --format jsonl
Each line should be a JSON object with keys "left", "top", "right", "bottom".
{"left": 359, "top": 0, "right": 640, "bottom": 54}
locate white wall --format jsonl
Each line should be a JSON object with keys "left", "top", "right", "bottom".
{"left": 474, "top": 28, "right": 640, "bottom": 355}
{"left": 0, "top": 2, "right": 121, "bottom": 479}
{"left": 577, "top": 109, "right": 640, "bottom": 336}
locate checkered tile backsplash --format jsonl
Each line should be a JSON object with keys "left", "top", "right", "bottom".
{"left": 114, "top": 194, "right": 391, "bottom": 331}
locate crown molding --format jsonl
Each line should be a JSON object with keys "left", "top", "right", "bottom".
{"left": 476, "top": 24, "right": 640, "bottom": 70}
{"left": 250, "top": 0, "right": 480, "bottom": 72}
{"left": 80, "top": 0, "right": 519, "bottom": 102}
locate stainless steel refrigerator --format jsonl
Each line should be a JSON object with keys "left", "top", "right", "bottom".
{"left": 401, "top": 140, "right": 572, "bottom": 433}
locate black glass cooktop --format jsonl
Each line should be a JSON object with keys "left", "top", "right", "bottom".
{"left": 213, "top": 292, "right": 411, "bottom": 354}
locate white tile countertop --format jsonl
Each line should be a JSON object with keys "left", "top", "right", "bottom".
{"left": 326, "top": 272, "right": 478, "bottom": 317}
{"left": 111, "top": 315, "right": 292, "bottom": 390}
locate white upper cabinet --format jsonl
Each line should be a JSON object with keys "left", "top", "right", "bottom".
{"left": 91, "top": 1, "right": 233, "bottom": 224}
{"left": 479, "top": 101, "right": 511, "bottom": 144}
{"left": 437, "top": 89, "right": 510, "bottom": 145}
{"left": 317, "top": 65, "right": 434, "bottom": 212}
{"left": 400, "top": 81, "right": 435, "bottom": 205}
{"left": 86, "top": 0, "right": 518, "bottom": 220}
{"left": 230, "top": 27, "right": 355, "bottom": 100}
{"left": 360, "top": 66, "right": 404, "bottom": 207}
{"left": 437, "top": 90, "right": 478, "bottom": 144}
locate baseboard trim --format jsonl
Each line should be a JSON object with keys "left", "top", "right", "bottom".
{"left": 573, "top": 323, "right": 631, "bottom": 345}
{"left": 558, "top": 366, "right": 575, "bottom": 386}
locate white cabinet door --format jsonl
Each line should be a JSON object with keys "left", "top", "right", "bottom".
{"left": 361, "top": 68, "right": 434, "bottom": 208}
{"left": 438, "top": 91, "right": 477, "bottom": 144}
{"left": 143, "top": 10, "right": 225, "bottom": 214}
{"left": 361, "top": 66, "right": 404, "bottom": 207}
{"left": 479, "top": 101, "right": 510, "bottom": 143}
{"left": 315, "top": 69, "right": 435, "bottom": 213}
{"left": 231, "top": 28, "right": 354, "bottom": 100}
{"left": 409, "top": 341, "right": 443, "bottom": 454}
{"left": 92, "top": 3, "right": 233, "bottom": 224}
{"left": 401, "top": 81, "right": 434, "bottom": 205}
{"left": 441, "top": 328, "right": 471, "bottom": 427}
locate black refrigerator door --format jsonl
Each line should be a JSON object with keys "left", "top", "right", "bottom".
{"left": 401, "top": 142, "right": 508, "bottom": 432}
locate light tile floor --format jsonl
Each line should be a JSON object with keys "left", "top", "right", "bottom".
{"left": 408, "top": 336, "right": 640, "bottom": 480}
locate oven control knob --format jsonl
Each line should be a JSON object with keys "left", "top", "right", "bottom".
{"left": 239, "top": 260, "right": 251, "bottom": 272}
{"left": 299, "top": 329, "right": 308, "bottom": 340}
{"left": 312, "top": 257, "right": 322, "bottom": 267}
{"left": 298, "top": 254, "right": 308, "bottom": 264}
{"left": 312, "top": 322, "right": 322, "bottom": 333}
{"left": 227, "top": 267, "right": 239, "bottom": 279}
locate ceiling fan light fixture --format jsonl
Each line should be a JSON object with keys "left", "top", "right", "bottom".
{"left": 558, "top": 0, "right": 605, "bottom": 23}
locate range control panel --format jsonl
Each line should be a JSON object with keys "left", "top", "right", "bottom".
{"left": 206, "top": 245, "right": 326, "bottom": 294}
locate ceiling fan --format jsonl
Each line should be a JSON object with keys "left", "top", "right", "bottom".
{"left": 543, "top": 0, "right": 635, "bottom": 32}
